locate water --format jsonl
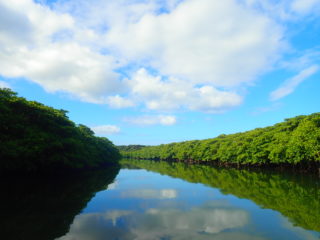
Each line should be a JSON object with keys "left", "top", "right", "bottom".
{"left": 1, "top": 160, "right": 319, "bottom": 240}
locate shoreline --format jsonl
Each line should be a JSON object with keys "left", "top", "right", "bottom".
{"left": 121, "top": 157, "right": 320, "bottom": 175}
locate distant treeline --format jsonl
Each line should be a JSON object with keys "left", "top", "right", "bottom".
{"left": 0, "top": 88, "right": 120, "bottom": 172}
{"left": 121, "top": 113, "right": 320, "bottom": 168}
{"left": 121, "top": 159, "right": 320, "bottom": 232}
{"left": 117, "top": 145, "right": 147, "bottom": 151}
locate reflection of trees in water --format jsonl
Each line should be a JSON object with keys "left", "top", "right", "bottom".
{"left": 0, "top": 166, "right": 120, "bottom": 240}
{"left": 121, "top": 159, "right": 320, "bottom": 232}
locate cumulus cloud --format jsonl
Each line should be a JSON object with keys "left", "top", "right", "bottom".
{"left": 1, "top": 0, "right": 317, "bottom": 113}
{"left": 124, "top": 114, "right": 177, "bottom": 126}
{"left": 270, "top": 65, "right": 319, "bottom": 101}
{"left": 106, "top": 0, "right": 283, "bottom": 87}
{"left": 0, "top": 0, "right": 121, "bottom": 103}
{"left": 117, "top": 68, "right": 243, "bottom": 112}
{"left": 91, "top": 125, "right": 121, "bottom": 135}
{"left": 107, "top": 95, "right": 135, "bottom": 108}
{"left": 1, "top": 43, "right": 121, "bottom": 103}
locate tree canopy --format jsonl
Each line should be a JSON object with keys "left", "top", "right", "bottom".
{"left": 0, "top": 88, "right": 120, "bottom": 172}
{"left": 121, "top": 113, "right": 320, "bottom": 169}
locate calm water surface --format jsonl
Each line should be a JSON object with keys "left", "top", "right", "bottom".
{"left": 58, "top": 160, "right": 319, "bottom": 240}
{"left": 1, "top": 160, "right": 319, "bottom": 240}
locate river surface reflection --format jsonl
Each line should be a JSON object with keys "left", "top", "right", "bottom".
{"left": 56, "top": 161, "right": 320, "bottom": 240}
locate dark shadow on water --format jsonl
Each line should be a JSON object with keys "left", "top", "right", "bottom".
{"left": 0, "top": 166, "right": 120, "bottom": 240}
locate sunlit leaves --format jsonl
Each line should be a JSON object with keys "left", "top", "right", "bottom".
{"left": 121, "top": 113, "right": 320, "bottom": 167}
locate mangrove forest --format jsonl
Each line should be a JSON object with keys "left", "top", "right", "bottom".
{"left": 0, "top": 88, "right": 120, "bottom": 172}
{"left": 120, "top": 112, "right": 320, "bottom": 171}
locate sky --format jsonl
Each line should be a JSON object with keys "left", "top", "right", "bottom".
{"left": 0, "top": 0, "right": 319, "bottom": 145}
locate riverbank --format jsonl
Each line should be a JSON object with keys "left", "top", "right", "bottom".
{"left": 0, "top": 88, "right": 120, "bottom": 172}
{"left": 120, "top": 112, "right": 320, "bottom": 172}
{"left": 122, "top": 157, "right": 320, "bottom": 175}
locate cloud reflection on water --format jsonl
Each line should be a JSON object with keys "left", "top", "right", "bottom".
{"left": 56, "top": 201, "right": 266, "bottom": 240}
{"left": 121, "top": 188, "right": 178, "bottom": 199}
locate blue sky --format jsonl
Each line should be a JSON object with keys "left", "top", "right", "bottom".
{"left": 0, "top": 0, "right": 319, "bottom": 145}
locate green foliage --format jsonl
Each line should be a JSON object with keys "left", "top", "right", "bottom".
{"left": 0, "top": 88, "right": 120, "bottom": 172}
{"left": 121, "top": 159, "right": 320, "bottom": 232}
{"left": 121, "top": 113, "right": 320, "bottom": 167}
{"left": 117, "top": 145, "right": 147, "bottom": 151}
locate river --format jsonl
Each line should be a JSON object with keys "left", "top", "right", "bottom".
{"left": 1, "top": 160, "right": 319, "bottom": 240}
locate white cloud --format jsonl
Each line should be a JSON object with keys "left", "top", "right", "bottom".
{"left": 189, "top": 86, "right": 243, "bottom": 113}
{"left": 91, "top": 125, "right": 121, "bottom": 135}
{"left": 279, "top": 50, "right": 320, "bottom": 72}
{"left": 0, "top": 81, "right": 10, "bottom": 88}
{"left": 119, "top": 68, "right": 243, "bottom": 112}
{"left": 106, "top": 0, "right": 283, "bottom": 88}
{"left": 124, "top": 114, "right": 177, "bottom": 126}
{"left": 0, "top": 0, "right": 121, "bottom": 103}
{"left": 240, "top": 0, "right": 320, "bottom": 19}
{"left": 107, "top": 95, "right": 135, "bottom": 108}
{"left": 0, "top": 0, "right": 74, "bottom": 45}
{"left": 1, "top": 42, "right": 121, "bottom": 103}
{"left": 270, "top": 64, "right": 319, "bottom": 101}
{"left": 291, "top": 0, "right": 320, "bottom": 14}
{"left": 1, "top": 0, "right": 317, "bottom": 113}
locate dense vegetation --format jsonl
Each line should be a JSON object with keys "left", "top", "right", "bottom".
{"left": 117, "top": 144, "right": 146, "bottom": 151}
{"left": 121, "top": 113, "right": 320, "bottom": 169}
{"left": 0, "top": 88, "right": 120, "bottom": 172}
{"left": 0, "top": 166, "right": 119, "bottom": 240}
{"left": 121, "top": 159, "right": 320, "bottom": 232}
